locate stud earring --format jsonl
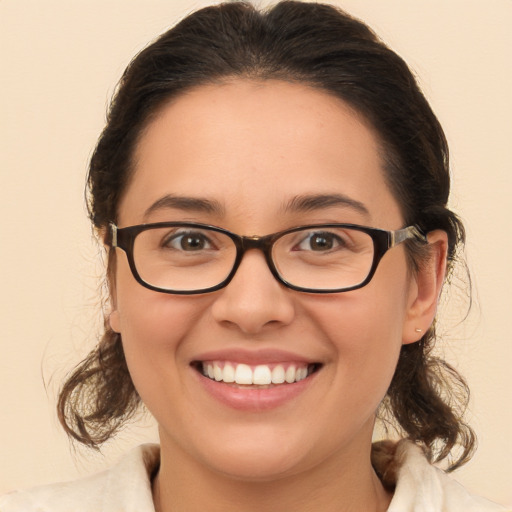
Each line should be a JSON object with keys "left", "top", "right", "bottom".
{"left": 414, "top": 328, "right": 422, "bottom": 333}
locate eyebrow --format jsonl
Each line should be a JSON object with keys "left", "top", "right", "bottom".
{"left": 283, "top": 193, "right": 370, "bottom": 216}
{"left": 143, "top": 194, "right": 225, "bottom": 220}
{"left": 143, "top": 192, "right": 369, "bottom": 221}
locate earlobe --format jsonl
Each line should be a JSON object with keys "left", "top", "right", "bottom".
{"left": 402, "top": 230, "right": 448, "bottom": 345}
{"left": 110, "top": 309, "right": 121, "bottom": 333}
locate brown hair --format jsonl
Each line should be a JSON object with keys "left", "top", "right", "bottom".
{"left": 58, "top": 0, "right": 475, "bottom": 469}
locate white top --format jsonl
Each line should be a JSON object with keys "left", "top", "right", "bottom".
{"left": 0, "top": 441, "right": 507, "bottom": 511}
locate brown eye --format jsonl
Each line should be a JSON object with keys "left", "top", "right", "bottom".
{"left": 296, "top": 231, "right": 345, "bottom": 252}
{"left": 163, "top": 231, "right": 213, "bottom": 251}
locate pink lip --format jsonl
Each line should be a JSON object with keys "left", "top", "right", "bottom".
{"left": 190, "top": 348, "right": 320, "bottom": 411}
{"left": 195, "top": 370, "right": 318, "bottom": 411}
{"left": 191, "top": 348, "right": 315, "bottom": 365}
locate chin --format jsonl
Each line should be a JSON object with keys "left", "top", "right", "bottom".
{"left": 165, "top": 424, "right": 315, "bottom": 482}
{"left": 204, "top": 450, "right": 308, "bottom": 482}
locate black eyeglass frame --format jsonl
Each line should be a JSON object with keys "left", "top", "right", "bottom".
{"left": 108, "top": 222, "right": 427, "bottom": 295}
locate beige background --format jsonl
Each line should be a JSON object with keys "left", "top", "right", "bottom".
{"left": 1, "top": 0, "right": 511, "bottom": 506}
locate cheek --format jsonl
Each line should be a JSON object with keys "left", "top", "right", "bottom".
{"left": 114, "top": 292, "right": 214, "bottom": 436}
{"left": 116, "top": 293, "right": 204, "bottom": 362}
{"left": 305, "top": 269, "right": 411, "bottom": 398}
{"left": 314, "top": 295, "right": 404, "bottom": 367}
{"left": 111, "top": 262, "right": 205, "bottom": 394}
{"left": 112, "top": 254, "right": 201, "bottom": 342}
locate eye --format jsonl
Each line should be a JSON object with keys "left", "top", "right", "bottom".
{"left": 163, "top": 231, "right": 214, "bottom": 251}
{"left": 296, "top": 231, "right": 346, "bottom": 252}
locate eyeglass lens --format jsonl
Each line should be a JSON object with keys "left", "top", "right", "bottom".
{"left": 131, "top": 225, "right": 375, "bottom": 292}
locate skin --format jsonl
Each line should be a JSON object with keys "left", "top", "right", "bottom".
{"left": 109, "top": 80, "right": 447, "bottom": 512}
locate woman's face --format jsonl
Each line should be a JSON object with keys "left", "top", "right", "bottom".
{"left": 110, "top": 80, "right": 429, "bottom": 480}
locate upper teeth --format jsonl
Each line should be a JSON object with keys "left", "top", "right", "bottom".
{"left": 202, "top": 362, "right": 310, "bottom": 385}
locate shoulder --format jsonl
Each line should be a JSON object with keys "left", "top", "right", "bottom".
{"left": 374, "top": 440, "right": 508, "bottom": 512}
{"left": 0, "top": 444, "right": 159, "bottom": 512}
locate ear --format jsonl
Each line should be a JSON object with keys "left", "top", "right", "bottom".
{"left": 402, "top": 230, "right": 448, "bottom": 344}
{"left": 110, "top": 308, "right": 121, "bottom": 333}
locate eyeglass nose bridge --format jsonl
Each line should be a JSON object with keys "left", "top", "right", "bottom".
{"left": 228, "top": 233, "right": 284, "bottom": 285}
{"left": 238, "top": 233, "right": 278, "bottom": 258}
{"left": 240, "top": 234, "right": 270, "bottom": 247}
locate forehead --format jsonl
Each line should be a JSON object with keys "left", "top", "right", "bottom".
{"left": 121, "top": 80, "right": 402, "bottom": 229}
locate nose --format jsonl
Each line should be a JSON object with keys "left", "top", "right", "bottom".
{"left": 211, "top": 249, "right": 296, "bottom": 334}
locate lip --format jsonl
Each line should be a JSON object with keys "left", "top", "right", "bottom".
{"left": 191, "top": 348, "right": 316, "bottom": 366}
{"left": 190, "top": 348, "right": 321, "bottom": 411}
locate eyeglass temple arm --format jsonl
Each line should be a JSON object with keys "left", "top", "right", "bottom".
{"left": 108, "top": 223, "right": 118, "bottom": 247}
{"left": 390, "top": 225, "right": 427, "bottom": 247}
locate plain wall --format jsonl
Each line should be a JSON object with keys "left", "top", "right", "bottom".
{"left": 1, "top": 0, "right": 511, "bottom": 506}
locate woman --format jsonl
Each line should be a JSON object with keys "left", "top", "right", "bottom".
{"left": 1, "top": 1, "right": 507, "bottom": 510}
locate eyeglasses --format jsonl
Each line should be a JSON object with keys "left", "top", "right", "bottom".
{"left": 108, "top": 222, "right": 427, "bottom": 295}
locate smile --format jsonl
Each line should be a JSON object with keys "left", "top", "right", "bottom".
{"left": 192, "top": 356, "right": 322, "bottom": 410}
{"left": 199, "top": 361, "right": 319, "bottom": 386}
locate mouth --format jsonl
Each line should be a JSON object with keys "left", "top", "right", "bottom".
{"left": 192, "top": 361, "right": 322, "bottom": 388}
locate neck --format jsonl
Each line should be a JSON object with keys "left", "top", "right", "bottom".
{"left": 152, "top": 438, "right": 392, "bottom": 512}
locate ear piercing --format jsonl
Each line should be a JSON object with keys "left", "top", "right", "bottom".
{"left": 415, "top": 328, "right": 422, "bottom": 333}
